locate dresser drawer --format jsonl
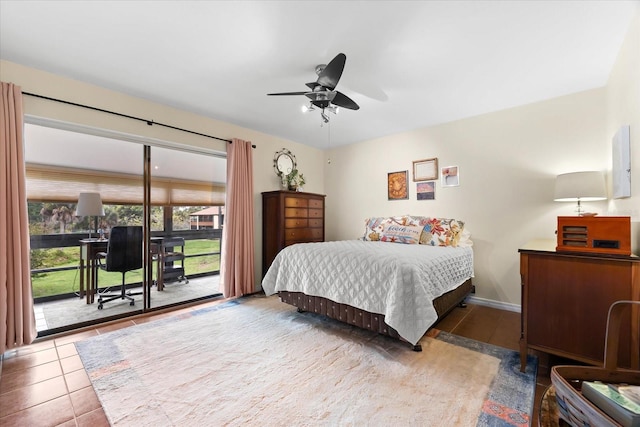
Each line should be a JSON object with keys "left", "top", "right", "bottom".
{"left": 285, "top": 218, "right": 308, "bottom": 228}
{"left": 309, "top": 199, "right": 323, "bottom": 209}
{"left": 285, "top": 208, "right": 308, "bottom": 218}
{"left": 309, "top": 228, "right": 323, "bottom": 238}
{"left": 309, "top": 218, "right": 323, "bottom": 228}
{"left": 285, "top": 197, "right": 308, "bottom": 208}
{"left": 285, "top": 227, "right": 323, "bottom": 242}
{"left": 309, "top": 208, "right": 323, "bottom": 219}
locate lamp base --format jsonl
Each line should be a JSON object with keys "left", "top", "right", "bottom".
{"left": 87, "top": 215, "right": 98, "bottom": 240}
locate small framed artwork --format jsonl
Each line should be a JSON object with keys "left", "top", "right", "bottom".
{"left": 441, "top": 166, "right": 460, "bottom": 187}
{"left": 388, "top": 170, "right": 409, "bottom": 200}
{"left": 417, "top": 181, "right": 435, "bottom": 200}
{"left": 413, "top": 158, "right": 438, "bottom": 181}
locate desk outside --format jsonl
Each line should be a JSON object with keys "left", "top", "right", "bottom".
{"left": 79, "top": 237, "right": 164, "bottom": 304}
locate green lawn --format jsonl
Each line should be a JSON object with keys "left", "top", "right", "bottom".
{"left": 31, "top": 239, "right": 220, "bottom": 298}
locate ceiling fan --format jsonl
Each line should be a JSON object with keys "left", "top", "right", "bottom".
{"left": 268, "top": 53, "right": 360, "bottom": 122}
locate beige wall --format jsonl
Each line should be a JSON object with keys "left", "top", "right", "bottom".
{"left": 0, "top": 60, "right": 326, "bottom": 290}
{"left": 324, "top": 13, "right": 640, "bottom": 308}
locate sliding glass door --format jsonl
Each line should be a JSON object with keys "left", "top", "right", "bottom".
{"left": 147, "top": 145, "right": 225, "bottom": 310}
{"left": 25, "top": 122, "right": 226, "bottom": 336}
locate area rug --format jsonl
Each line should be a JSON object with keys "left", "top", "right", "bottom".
{"left": 76, "top": 295, "right": 537, "bottom": 426}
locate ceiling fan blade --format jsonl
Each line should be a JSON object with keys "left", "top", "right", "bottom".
{"left": 317, "top": 53, "right": 346, "bottom": 90}
{"left": 267, "top": 91, "right": 308, "bottom": 96}
{"left": 332, "top": 91, "right": 360, "bottom": 110}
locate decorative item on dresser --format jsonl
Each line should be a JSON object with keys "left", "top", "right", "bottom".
{"left": 519, "top": 239, "right": 640, "bottom": 372}
{"left": 262, "top": 190, "right": 325, "bottom": 276}
{"left": 556, "top": 215, "right": 631, "bottom": 256}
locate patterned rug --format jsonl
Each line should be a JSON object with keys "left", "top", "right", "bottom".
{"left": 76, "top": 295, "right": 537, "bottom": 426}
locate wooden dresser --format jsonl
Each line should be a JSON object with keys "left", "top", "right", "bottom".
{"left": 262, "top": 190, "right": 325, "bottom": 276}
{"left": 519, "top": 239, "right": 640, "bottom": 372}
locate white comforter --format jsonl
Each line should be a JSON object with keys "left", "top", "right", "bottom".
{"left": 261, "top": 240, "right": 474, "bottom": 345}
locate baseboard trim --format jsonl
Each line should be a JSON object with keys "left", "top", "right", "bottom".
{"left": 466, "top": 295, "right": 521, "bottom": 313}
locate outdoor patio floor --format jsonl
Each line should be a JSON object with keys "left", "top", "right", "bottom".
{"left": 34, "top": 274, "right": 221, "bottom": 333}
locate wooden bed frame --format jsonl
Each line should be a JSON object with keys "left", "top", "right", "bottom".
{"left": 277, "top": 278, "right": 474, "bottom": 351}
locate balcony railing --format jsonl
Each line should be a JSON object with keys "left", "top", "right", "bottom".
{"left": 31, "top": 228, "right": 222, "bottom": 249}
{"left": 30, "top": 229, "right": 222, "bottom": 301}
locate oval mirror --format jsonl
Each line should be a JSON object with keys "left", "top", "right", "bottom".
{"left": 273, "top": 148, "right": 296, "bottom": 177}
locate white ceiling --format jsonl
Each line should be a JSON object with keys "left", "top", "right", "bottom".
{"left": 1, "top": 1, "right": 638, "bottom": 149}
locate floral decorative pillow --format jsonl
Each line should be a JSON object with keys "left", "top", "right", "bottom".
{"left": 379, "top": 224, "right": 423, "bottom": 244}
{"left": 416, "top": 217, "right": 466, "bottom": 247}
{"left": 363, "top": 215, "right": 415, "bottom": 241}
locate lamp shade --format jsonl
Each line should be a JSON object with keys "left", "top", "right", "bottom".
{"left": 76, "top": 192, "right": 104, "bottom": 216}
{"left": 554, "top": 171, "right": 607, "bottom": 202}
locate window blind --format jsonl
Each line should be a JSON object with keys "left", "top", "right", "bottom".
{"left": 26, "top": 163, "right": 225, "bottom": 206}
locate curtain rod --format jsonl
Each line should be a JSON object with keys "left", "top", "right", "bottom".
{"left": 23, "top": 91, "right": 256, "bottom": 148}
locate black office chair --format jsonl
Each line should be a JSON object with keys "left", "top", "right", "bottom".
{"left": 96, "top": 226, "right": 143, "bottom": 310}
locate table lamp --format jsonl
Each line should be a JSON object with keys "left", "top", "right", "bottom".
{"left": 76, "top": 192, "right": 104, "bottom": 239}
{"left": 554, "top": 171, "right": 607, "bottom": 215}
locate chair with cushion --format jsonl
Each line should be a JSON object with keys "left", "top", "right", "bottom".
{"left": 96, "top": 226, "right": 143, "bottom": 310}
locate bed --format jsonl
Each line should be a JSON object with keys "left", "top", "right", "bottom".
{"left": 261, "top": 215, "right": 474, "bottom": 351}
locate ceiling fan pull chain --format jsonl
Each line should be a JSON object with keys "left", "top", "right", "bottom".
{"left": 327, "top": 121, "right": 332, "bottom": 165}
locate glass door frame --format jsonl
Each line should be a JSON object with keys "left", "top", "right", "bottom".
{"left": 25, "top": 116, "right": 226, "bottom": 334}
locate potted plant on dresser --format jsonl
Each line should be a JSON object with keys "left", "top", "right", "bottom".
{"left": 286, "top": 169, "right": 305, "bottom": 191}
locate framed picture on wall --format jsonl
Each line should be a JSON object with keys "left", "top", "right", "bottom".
{"left": 417, "top": 181, "right": 435, "bottom": 200}
{"left": 387, "top": 170, "right": 409, "bottom": 200}
{"left": 413, "top": 158, "right": 438, "bottom": 181}
{"left": 441, "top": 166, "right": 460, "bottom": 187}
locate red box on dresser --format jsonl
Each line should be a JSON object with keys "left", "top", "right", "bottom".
{"left": 556, "top": 216, "right": 631, "bottom": 256}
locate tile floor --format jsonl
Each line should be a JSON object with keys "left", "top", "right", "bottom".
{"left": 1, "top": 299, "right": 550, "bottom": 426}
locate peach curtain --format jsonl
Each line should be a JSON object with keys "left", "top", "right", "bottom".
{"left": 1, "top": 82, "right": 37, "bottom": 353}
{"left": 220, "top": 138, "right": 255, "bottom": 298}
